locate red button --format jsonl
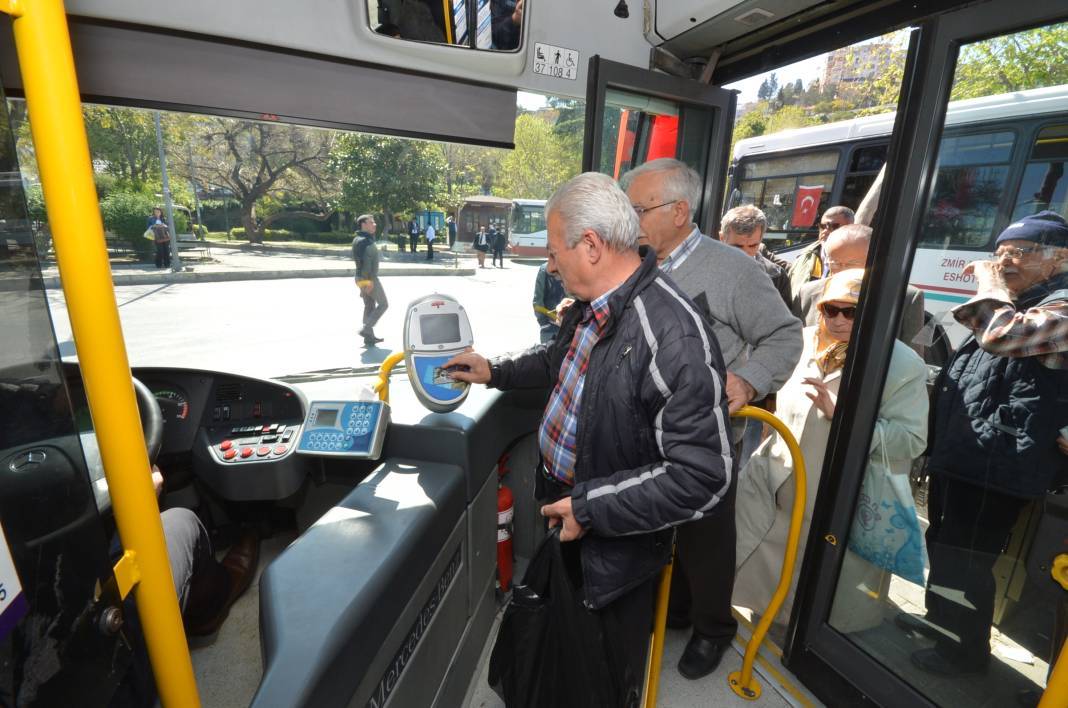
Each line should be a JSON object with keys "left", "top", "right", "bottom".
{"left": 223, "top": 449, "right": 237, "bottom": 460}
{"left": 274, "top": 445, "right": 287, "bottom": 456}
{"left": 240, "top": 447, "right": 253, "bottom": 458}
{"left": 257, "top": 446, "right": 271, "bottom": 457}
{"left": 220, "top": 440, "right": 233, "bottom": 451}
{"left": 262, "top": 425, "right": 271, "bottom": 433}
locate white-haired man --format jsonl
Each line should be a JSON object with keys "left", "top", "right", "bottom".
{"left": 621, "top": 157, "right": 802, "bottom": 680}
{"left": 794, "top": 224, "right": 926, "bottom": 357}
{"left": 446, "top": 172, "right": 733, "bottom": 705}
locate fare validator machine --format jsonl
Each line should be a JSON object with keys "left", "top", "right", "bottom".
{"left": 402, "top": 293, "right": 473, "bottom": 413}
{"left": 295, "top": 293, "right": 472, "bottom": 459}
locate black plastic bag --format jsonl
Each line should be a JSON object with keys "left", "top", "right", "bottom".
{"left": 488, "top": 529, "right": 635, "bottom": 708}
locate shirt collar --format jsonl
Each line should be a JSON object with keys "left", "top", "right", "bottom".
{"left": 659, "top": 226, "right": 703, "bottom": 272}
{"left": 584, "top": 284, "right": 618, "bottom": 331}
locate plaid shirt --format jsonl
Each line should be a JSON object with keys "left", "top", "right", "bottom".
{"left": 658, "top": 226, "right": 703, "bottom": 273}
{"left": 538, "top": 288, "right": 614, "bottom": 485}
{"left": 953, "top": 292, "right": 1068, "bottom": 369}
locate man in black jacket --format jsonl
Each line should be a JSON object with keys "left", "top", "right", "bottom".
{"left": 353, "top": 214, "right": 387, "bottom": 346}
{"left": 446, "top": 172, "right": 732, "bottom": 706}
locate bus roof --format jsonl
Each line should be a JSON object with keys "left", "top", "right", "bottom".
{"left": 733, "top": 84, "right": 1068, "bottom": 159}
{"left": 461, "top": 195, "right": 513, "bottom": 206}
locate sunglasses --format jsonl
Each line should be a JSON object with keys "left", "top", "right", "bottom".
{"left": 819, "top": 303, "right": 857, "bottom": 320}
{"left": 819, "top": 221, "right": 846, "bottom": 231}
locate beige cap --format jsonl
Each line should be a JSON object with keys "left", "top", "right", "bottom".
{"left": 816, "top": 268, "right": 865, "bottom": 307}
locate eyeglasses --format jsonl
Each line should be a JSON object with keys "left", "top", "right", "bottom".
{"left": 991, "top": 245, "right": 1044, "bottom": 260}
{"left": 819, "top": 221, "right": 846, "bottom": 231}
{"left": 819, "top": 303, "right": 857, "bottom": 320}
{"left": 631, "top": 200, "right": 678, "bottom": 217}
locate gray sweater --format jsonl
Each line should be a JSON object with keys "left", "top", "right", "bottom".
{"left": 666, "top": 233, "right": 802, "bottom": 399}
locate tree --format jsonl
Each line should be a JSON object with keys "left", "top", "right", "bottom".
{"left": 187, "top": 117, "right": 335, "bottom": 243}
{"left": 766, "top": 73, "right": 780, "bottom": 100}
{"left": 331, "top": 133, "right": 445, "bottom": 232}
{"left": 757, "top": 78, "right": 772, "bottom": 102}
{"left": 84, "top": 106, "right": 165, "bottom": 184}
{"left": 951, "top": 24, "right": 1068, "bottom": 100}
{"left": 438, "top": 142, "right": 505, "bottom": 217}
{"left": 493, "top": 114, "right": 576, "bottom": 199}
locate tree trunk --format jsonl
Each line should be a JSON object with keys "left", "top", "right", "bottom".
{"left": 242, "top": 201, "right": 263, "bottom": 243}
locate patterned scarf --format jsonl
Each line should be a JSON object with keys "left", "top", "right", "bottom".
{"left": 814, "top": 323, "right": 849, "bottom": 376}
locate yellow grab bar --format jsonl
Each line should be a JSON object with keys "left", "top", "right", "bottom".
{"left": 1040, "top": 637, "right": 1068, "bottom": 708}
{"left": 643, "top": 405, "right": 806, "bottom": 706}
{"left": 2, "top": 0, "right": 199, "bottom": 705}
{"left": 373, "top": 351, "right": 406, "bottom": 403}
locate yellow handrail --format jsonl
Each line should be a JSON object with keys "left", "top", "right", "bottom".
{"left": 372, "top": 351, "right": 406, "bottom": 403}
{"left": 2, "top": 1, "right": 199, "bottom": 705}
{"left": 1040, "top": 637, "right": 1068, "bottom": 708}
{"left": 643, "top": 405, "right": 806, "bottom": 706}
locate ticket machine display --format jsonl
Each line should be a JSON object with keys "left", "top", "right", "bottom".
{"left": 403, "top": 294, "right": 474, "bottom": 413}
{"left": 295, "top": 399, "right": 389, "bottom": 459}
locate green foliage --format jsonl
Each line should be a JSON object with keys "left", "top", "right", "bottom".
{"left": 951, "top": 24, "right": 1068, "bottom": 100}
{"left": 730, "top": 110, "right": 768, "bottom": 154}
{"left": 99, "top": 190, "right": 157, "bottom": 258}
{"left": 228, "top": 227, "right": 298, "bottom": 241}
{"left": 332, "top": 134, "right": 445, "bottom": 217}
{"left": 493, "top": 114, "right": 577, "bottom": 199}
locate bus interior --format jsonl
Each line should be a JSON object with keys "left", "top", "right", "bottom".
{"left": 1, "top": 1, "right": 1067, "bottom": 707}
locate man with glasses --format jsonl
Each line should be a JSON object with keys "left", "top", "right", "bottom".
{"left": 793, "top": 224, "right": 926, "bottom": 357}
{"left": 786, "top": 205, "right": 855, "bottom": 297}
{"left": 621, "top": 158, "right": 802, "bottom": 680}
{"left": 897, "top": 211, "right": 1068, "bottom": 678}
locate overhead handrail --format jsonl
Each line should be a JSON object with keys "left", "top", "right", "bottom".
{"left": 643, "top": 405, "right": 806, "bottom": 706}
{"left": 0, "top": 0, "right": 199, "bottom": 705}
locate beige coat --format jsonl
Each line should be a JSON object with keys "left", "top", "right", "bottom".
{"left": 733, "top": 327, "right": 928, "bottom": 627}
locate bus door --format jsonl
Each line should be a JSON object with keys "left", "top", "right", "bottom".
{"left": 781, "top": 4, "right": 1068, "bottom": 707}
{"left": 0, "top": 83, "right": 133, "bottom": 703}
{"left": 582, "top": 57, "right": 737, "bottom": 235}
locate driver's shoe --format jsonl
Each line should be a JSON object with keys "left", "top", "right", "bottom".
{"left": 185, "top": 530, "right": 260, "bottom": 637}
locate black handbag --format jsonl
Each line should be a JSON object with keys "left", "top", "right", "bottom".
{"left": 488, "top": 528, "right": 634, "bottom": 708}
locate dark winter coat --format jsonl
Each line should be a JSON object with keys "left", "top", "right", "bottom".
{"left": 929, "top": 276, "right": 1068, "bottom": 499}
{"left": 489, "top": 248, "right": 732, "bottom": 609}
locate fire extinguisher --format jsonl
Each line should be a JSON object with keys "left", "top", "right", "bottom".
{"left": 497, "top": 483, "right": 514, "bottom": 592}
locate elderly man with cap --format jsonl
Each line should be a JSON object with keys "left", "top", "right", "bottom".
{"left": 896, "top": 211, "right": 1068, "bottom": 677}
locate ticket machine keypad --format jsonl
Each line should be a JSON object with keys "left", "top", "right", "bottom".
{"left": 296, "top": 401, "right": 388, "bottom": 458}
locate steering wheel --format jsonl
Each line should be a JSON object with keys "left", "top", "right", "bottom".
{"left": 132, "top": 376, "right": 164, "bottom": 463}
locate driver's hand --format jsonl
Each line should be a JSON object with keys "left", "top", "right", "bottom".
{"left": 443, "top": 349, "right": 492, "bottom": 384}
{"left": 150, "top": 465, "right": 164, "bottom": 498}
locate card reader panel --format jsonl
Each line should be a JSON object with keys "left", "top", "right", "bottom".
{"left": 296, "top": 400, "right": 389, "bottom": 459}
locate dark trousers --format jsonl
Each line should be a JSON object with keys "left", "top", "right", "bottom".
{"left": 603, "top": 577, "right": 655, "bottom": 708}
{"left": 409, "top": 234, "right": 418, "bottom": 253}
{"left": 536, "top": 466, "right": 654, "bottom": 707}
{"left": 669, "top": 449, "right": 740, "bottom": 642}
{"left": 154, "top": 241, "right": 171, "bottom": 268}
{"left": 492, "top": 245, "right": 505, "bottom": 266}
{"left": 426, "top": 239, "right": 434, "bottom": 260}
{"left": 923, "top": 474, "right": 1028, "bottom": 665}
{"left": 360, "top": 278, "right": 388, "bottom": 330}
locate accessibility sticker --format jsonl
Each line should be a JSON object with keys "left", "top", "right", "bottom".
{"left": 0, "top": 522, "right": 27, "bottom": 641}
{"left": 533, "top": 42, "right": 579, "bottom": 80}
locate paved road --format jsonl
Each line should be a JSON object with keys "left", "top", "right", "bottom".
{"left": 45, "top": 262, "right": 545, "bottom": 380}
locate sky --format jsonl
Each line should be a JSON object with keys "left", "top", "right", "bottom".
{"left": 516, "top": 53, "right": 826, "bottom": 113}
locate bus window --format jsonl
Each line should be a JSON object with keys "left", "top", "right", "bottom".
{"left": 839, "top": 143, "right": 888, "bottom": 211}
{"left": 1011, "top": 123, "right": 1068, "bottom": 220}
{"left": 919, "top": 130, "right": 1015, "bottom": 249}
{"left": 737, "top": 150, "right": 839, "bottom": 246}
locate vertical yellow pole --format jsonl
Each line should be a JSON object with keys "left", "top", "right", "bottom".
{"left": 4, "top": 1, "right": 199, "bottom": 705}
{"left": 1039, "top": 637, "right": 1068, "bottom": 708}
{"left": 643, "top": 557, "right": 673, "bottom": 708}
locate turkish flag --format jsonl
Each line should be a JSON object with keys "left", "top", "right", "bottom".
{"left": 791, "top": 185, "right": 824, "bottom": 227}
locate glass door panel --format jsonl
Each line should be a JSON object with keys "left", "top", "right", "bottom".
{"left": 825, "top": 18, "right": 1068, "bottom": 708}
